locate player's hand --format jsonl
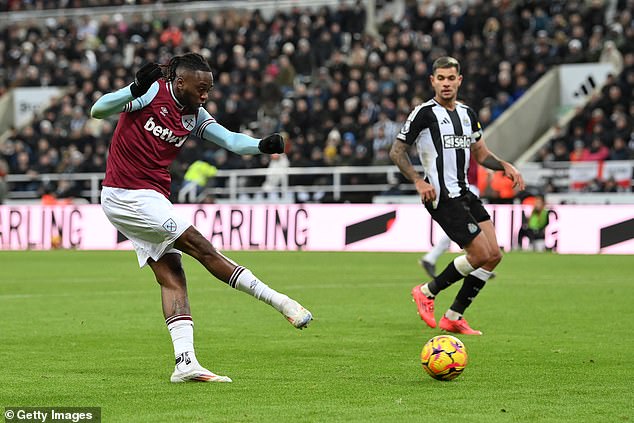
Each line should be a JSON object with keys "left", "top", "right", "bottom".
{"left": 415, "top": 179, "right": 436, "bottom": 204}
{"left": 259, "top": 133, "right": 285, "bottom": 154}
{"left": 503, "top": 162, "right": 525, "bottom": 191}
{"left": 130, "top": 62, "right": 163, "bottom": 98}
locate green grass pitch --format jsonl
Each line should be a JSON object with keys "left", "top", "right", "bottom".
{"left": 1, "top": 250, "right": 632, "bottom": 422}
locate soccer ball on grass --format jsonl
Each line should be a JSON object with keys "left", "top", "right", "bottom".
{"left": 420, "top": 334, "right": 468, "bottom": 381}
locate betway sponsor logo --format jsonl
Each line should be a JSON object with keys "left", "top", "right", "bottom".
{"left": 144, "top": 117, "right": 188, "bottom": 147}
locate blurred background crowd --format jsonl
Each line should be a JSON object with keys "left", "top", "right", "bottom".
{"left": 0, "top": 0, "right": 632, "bottom": 203}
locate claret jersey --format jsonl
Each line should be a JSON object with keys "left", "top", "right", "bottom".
{"left": 103, "top": 80, "right": 215, "bottom": 198}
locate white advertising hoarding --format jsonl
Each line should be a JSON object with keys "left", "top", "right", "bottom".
{"left": 559, "top": 63, "right": 614, "bottom": 106}
{"left": 13, "top": 87, "right": 63, "bottom": 128}
{"left": 0, "top": 204, "right": 632, "bottom": 254}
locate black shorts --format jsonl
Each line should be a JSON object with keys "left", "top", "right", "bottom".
{"left": 425, "top": 191, "right": 491, "bottom": 248}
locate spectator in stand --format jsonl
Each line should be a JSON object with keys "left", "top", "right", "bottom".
{"left": 262, "top": 153, "right": 290, "bottom": 199}
{"left": 0, "top": 159, "right": 8, "bottom": 204}
{"left": 600, "top": 40, "right": 624, "bottom": 74}
{"left": 610, "top": 113, "right": 631, "bottom": 142}
{"left": 610, "top": 136, "right": 632, "bottom": 160}
{"left": 570, "top": 140, "right": 589, "bottom": 161}
{"left": 536, "top": 145, "right": 554, "bottom": 163}
{"left": 552, "top": 141, "right": 571, "bottom": 161}
{"left": 583, "top": 137, "right": 610, "bottom": 161}
{"left": 602, "top": 176, "right": 622, "bottom": 192}
{"left": 159, "top": 22, "right": 183, "bottom": 47}
{"left": 480, "top": 168, "right": 517, "bottom": 204}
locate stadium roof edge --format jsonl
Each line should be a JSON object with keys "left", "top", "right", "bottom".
{"left": 0, "top": 0, "right": 351, "bottom": 26}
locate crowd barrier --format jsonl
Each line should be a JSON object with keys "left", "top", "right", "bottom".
{"left": 0, "top": 204, "right": 632, "bottom": 254}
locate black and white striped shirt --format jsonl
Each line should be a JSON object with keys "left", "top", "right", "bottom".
{"left": 397, "top": 99, "right": 482, "bottom": 205}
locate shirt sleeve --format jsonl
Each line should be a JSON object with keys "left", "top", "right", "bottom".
{"left": 396, "top": 106, "right": 430, "bottom": 145}
{"left": 466, "top": 107, "right": 483, "bottom": 141}
{"left": 90, "top": 82, "right": 159, "bottom": 119}
{"left": 193, "top": 108, "right": 261, "bottom": 155}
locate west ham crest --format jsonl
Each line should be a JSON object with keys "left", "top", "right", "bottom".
{"left": 181, "top": 114, "right": 196, "bottom": 131}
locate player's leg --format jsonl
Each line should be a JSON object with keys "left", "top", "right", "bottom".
{"left": 463, "top": 221, "right": 501, "bottom": 271}
{"left": 413, "top": 198, "right": 483, "bottom": 328}
{"left": 425, "top": 194, "right": 496, "bottom": 335}
{"left": 148, "top": 253, "right": 231, "bottom": 382}
{"left": 533, "top": 236, "right": 546, "bottom": 252}
{"left": 517, "top": 226, "right": 527, "bottom": 250}
{"left": 174, "top": 226, "right": 312, "bottom": 329}
{"left": 420, "top": 232, "right": 451, "bottom": 278}
{"left": 413, "top": 250, "right": 477, "bottom": 328}
{"left": 440, "top": 220, "right": 501, "bottom": 335}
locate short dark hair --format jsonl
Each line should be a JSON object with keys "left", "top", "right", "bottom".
{"left": 432, "top": 56, "right": 461, "bottom": 74}
{"left": 164, "top": 53, "right": 212, "bottom": 82}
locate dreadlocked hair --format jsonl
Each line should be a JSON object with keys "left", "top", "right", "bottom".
{"left": 162, "top": 53, "right": 212, "bottom": 82}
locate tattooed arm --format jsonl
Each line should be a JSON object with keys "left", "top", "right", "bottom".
{"left": 390, "top": 139, "right": 437, "bottom": 203}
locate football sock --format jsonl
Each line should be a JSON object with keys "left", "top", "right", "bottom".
{"left": 166, "top": 314, "right": 196, "bottom": 363}
{"left": 449, "top": 268, "right": 493, "bottom": 314}
{"left": 420, "top": 283, "right": 434, "bottom": 298}
{"left": 424, "top": 235, "right": 452, "bottom": 264}
{"left": 229, "top": 266, "right": 287, "bottom": 312}
{"left": 444, "top": 309, "right": 462, "bottom": 320}
{"left": 428, "top": 255, "right": 475, "bottom": 295}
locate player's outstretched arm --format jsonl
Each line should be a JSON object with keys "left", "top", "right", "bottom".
{"left": 90, "top": 86, "right": 135, "bottom": 119}
{"left": 197, "top": 110, "right": 284, "bottom": 155}
{"left": 91, "top": 63, "right": 163, "bottom": 119}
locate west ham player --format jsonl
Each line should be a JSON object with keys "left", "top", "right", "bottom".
{"left": 390, "top": 56, "right": 524, "bottom": 335}
{"left": 91, "top": 53, "right": 312, "bottom": 383}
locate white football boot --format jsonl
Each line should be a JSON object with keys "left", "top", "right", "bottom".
{"left": 170, "top": 352, "right": 232, "bottom": 383}
{"left": 281, "top": 298, "right": 313, "bottom": 329}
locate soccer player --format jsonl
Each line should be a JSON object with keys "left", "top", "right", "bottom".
{"left": 390, "top": 56, "right": 524, "bottom": 335}
{"left": 91, "top": 53, "right": 312, "bottom": 382}
{"left": 419, "top": 155, "right": 480, "bottom": 279}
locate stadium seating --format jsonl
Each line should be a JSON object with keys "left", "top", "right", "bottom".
{"left": 0, "top": 1, "right": 631, "bottom": 203}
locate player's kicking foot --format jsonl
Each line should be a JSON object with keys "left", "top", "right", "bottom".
{"left": 281, "top": 298, "right": 313, "bottom": 329}
{"left": 411, "top": 284, "right": 436, "bottom": 328}
{"left": 418, "top": 258, "right": 437, "bottom": 279}
{"left": 439, "top": 316, "right": 482, "bottom": 336}
{"left": 170, "top": 353, "right": 232, "bottom": 383}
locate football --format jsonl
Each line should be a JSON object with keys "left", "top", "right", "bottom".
{"left": 420, "top": 335, "right": 468, "bottom": 381}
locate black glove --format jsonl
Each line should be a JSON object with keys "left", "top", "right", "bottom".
{"left": 258, "top": 133, "right": 285, "bottom": 154}
{"left": 130, "top": 62, "right": 163, "bottom": 98}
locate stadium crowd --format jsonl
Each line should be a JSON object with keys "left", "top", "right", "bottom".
{"left": 0, "top": 0, "right": 632, "bottom": 203}
{"left": 1, "top": 0, "right": 189, "bottom": 12}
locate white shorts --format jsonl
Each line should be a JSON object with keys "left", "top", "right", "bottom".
{"left": 101, "top": 187, "right": 191, "bottom": 267}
